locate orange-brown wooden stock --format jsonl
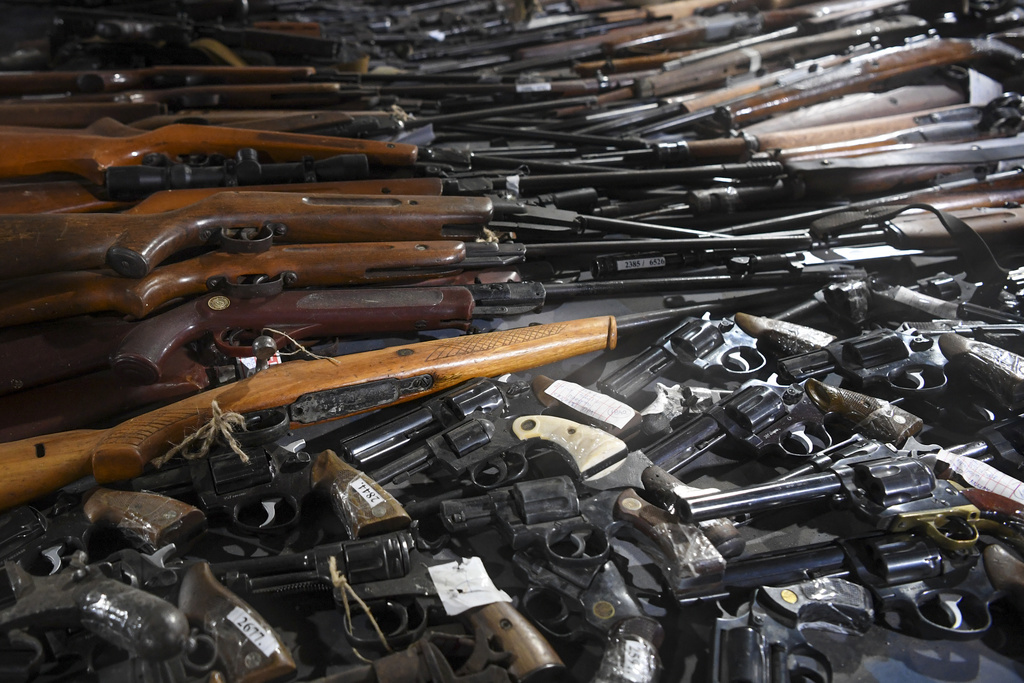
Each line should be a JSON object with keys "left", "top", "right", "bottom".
{"left": 0, "top": 65, "right": 318, "bottom": 97}
{"left": 0, "top": 191, "right": 490, "bottom": 280}
{"left": 0, "top": 240, "right": 470, "bottom": 324}
{"left": 0, "top": 120, "right": 417, "bottom": 183}
{"left": 0, "top": 315, "right": 618, "bottom": 511}
{"left": 0, "top": 177, "right": 445, "bottom": 215}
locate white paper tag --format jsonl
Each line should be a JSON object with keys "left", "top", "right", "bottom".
{"left": 968, "top": 69, "right": 1003, "bottom": 106}
{"left": 349, "top": 476, "right": 386, "bottom": 508}
{"left": 831, "top": 245, "right": 922, "bottom": 261}
{"left": 544, "top": 380, "right": 635, "bottom": 429}
{"left": 239, "top": 353, "right": 282, "bottom": 371}
{"left": 428, "top": 30, "right": 446, "bottom": 41}
{"left": 938, "top": 450, "right": 1024, "bottom": 504}
{"left": 426, "top": 557, "right": 512, "bottom": 615}
{"left": 615, "top": 256, "right": 666, "bottom": 271}
{"left": 739, "top": 47, "right": 762, "bottom": 74}
{"left": 226, "top": 606, "right": 279, "bottom": 657}
{"left": 505, "top": 175, "right": 520, "bottom": 197}
{"left": 516, "top": 82, "right": 552, "bottom": 93}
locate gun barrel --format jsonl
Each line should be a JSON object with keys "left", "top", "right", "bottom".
{"left": 681, "top": 472, "right": 842, "bottom": 522}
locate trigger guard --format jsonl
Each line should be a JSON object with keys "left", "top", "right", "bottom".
{"left": 911, "top": 588, "right": 992, "bottom": 641}
{"left": 206, "top": 272, "right": 295, "bottom": 299}
{"left": 543, "top": 522, "right": 610, "bottom": 568}
{"left": 219, "top": 224, "right": 275, "bottom": 254}
{"left": 0, "top": 630, "right": 45, "bottom": 680}
{"left": 342, "top": 599, "right": 428, "bottom": 650}
{"left": 522, "top": 587, "right": 572, "bottom": 639}
{"left": 468, "top": 450, "right": 530, "bottom": 490}
{"left": 235, "top": 408, "right": 292, "bottom": 446}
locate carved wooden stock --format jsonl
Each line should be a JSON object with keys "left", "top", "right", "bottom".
{"left": 0, "top": 315, "right": 617, "bottom": 511}
{"left": 0, "top": 191, "right": 491, "bottom": 280}
{"left": 0, "top": 240, "right": 470, "bottom": 324}
{"left": 0, "top": 120, "right": 418, "bottom": 183}
{"left": 0, "top": 178, "right": 445, "bottom": 215}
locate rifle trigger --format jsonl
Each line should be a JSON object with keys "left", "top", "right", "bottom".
{"left": 219, "top": 224, "right": 276, "bottom": 254}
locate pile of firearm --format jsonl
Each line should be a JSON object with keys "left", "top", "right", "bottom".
{"left": 3, "top": 0, "right": 1024, "bottom": 680}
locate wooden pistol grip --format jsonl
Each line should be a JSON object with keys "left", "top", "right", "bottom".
{"left": 0, "top": 430, "right": 104, "bottom": 510}
{"left": 124, "top": 177, "right": 444, "bottom": 214}
{"left": 464, "top": 602, "right": 565, "bottom": 682}
{"left": 111, "top": 287, "right": 479, "bottom": 383}
{"left": 0, "top": 240, "right": 469, "bottom": 325}
{"left": 178, "top": 562, "right": 297, "bottom": 683}
{"left": 82, "top": 487, "right": 207, "bottom": 552}
{"left": 85, "top": 315, "right": 616, "bottom": 487}
{"left": 108, "top": 192, "right": 491, "bottom": 278}
{"left": 887, "top": 207, "right": 1024, "bottom": 257}
{"left": 310, "top": 450, "right": 411, "bottom": 537}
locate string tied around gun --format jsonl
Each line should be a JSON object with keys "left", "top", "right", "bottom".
{"left": 151, "top": 400, "right": 249, "bottom": 469}
{"left": 328, "top": 555, "right": 394, "bottom": 659}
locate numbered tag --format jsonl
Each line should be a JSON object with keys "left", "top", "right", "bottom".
{"left": 226, "top": 606, "right": 278, "bottom": 657}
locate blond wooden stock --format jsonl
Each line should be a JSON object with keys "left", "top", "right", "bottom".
{"left": 0, "top": 316, "right": 617, "bottom": 511}
{"left": 0, "top": 191, "right": 490, "bottom": 280}
{"left": 0, "top": 121, "right": 417, "bottom": 183}
{"left": 0, "top": 240, "right": 469, "bottom": 324}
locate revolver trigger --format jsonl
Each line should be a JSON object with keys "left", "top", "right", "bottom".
{"left": 785, "top": 429, "right": 815, "bottom": 456}
{"left": 259, "top": 499, "right": 280, "bottom": 529}
{"left": 939, "top": 594, "right": 964, "bottom": 630}
{"left": 41, "top": 545, "right": 64, "bottom": 576}
{"left": 903, "top": 369, "right": 927, "bottom": 391}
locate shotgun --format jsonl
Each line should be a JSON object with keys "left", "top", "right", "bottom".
{"left": 0, "top": 119, "right": 417, "bottom": 183}
{"left": 0, "top": 315, "right": 620, "bottom": 510}
{"left": 0, "top": 191, "right": 491, "bottom": 280}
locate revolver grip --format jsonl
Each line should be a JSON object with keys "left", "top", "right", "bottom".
{"left": 464, "top": 602, "right": 566, "bottom": 683}
{"left": 81, "top": 487, "right": 207, "bottom": 553}
{"left": 311, "top": 449, "right": 411, "bottom": 538}
{"left": 77, "top": 578, "right": 191, "bottom": 662}
{"left": 590, "top": 617, "right": 663, "bottom": 683}
{"left": 178, "top": 562, "right": 297, "bottom": 683}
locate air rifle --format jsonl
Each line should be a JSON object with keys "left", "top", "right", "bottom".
{"left": 0, "top": 119, "right": 417, "bottom": 183}
{"left": 0, "top": 314, "right": 622, "bottom": 511}
{"left": 0, "top": 191, "right": 491, "bottom": 280}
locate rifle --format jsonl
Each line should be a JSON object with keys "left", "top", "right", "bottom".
{"left": 0, "top": 177, "right": 446, "bottom": 215}
{"left": 0, "top": 191, "right": 491, "bottom": 280}
{"left": 0, "top": 64, "right": 319, "bottom": 97}
{"left": 0, "top": 240, "right": 479, "bottom": 324}
{"left": 632, "top": 37, "right": 1022, "bottom": 137}
{"left": 0, "top": 119, "right": 417, "bottom": 183}
{"left": 0, "top": 314, "right": 621, "bottom": 510}
{"left": 0, "top": 101, "right": 167, "bottom": 128}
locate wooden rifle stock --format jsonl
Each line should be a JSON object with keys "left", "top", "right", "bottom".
{"left": 724, "top": 38, "right": 1021, "bottom": 127}
{"left": 0, "top": 316, "right": 618, "bottom": 511}
{"left": 0, "top": 120, "right": 417, "bottom": 183}
{"left": 0, "top": 240, "right": 471, "bottom": 324}
{"left": 0, "top": 65, "right": 318, "bottom": 97}
{"left": 0, "top": 352, "right": 209, "bottom": 443}
{"left": 0, "top": 177, "right": 445, "bottom": 215}
{"left": 886, "top": 207, "right": 1024, "bottom": 260}
{"left": 0, "top": 192, "right": 491, "bottom": 280}
{"left": 0, "top": 101, "right": 167, "bottom": 128}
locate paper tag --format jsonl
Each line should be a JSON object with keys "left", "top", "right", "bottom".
{"left": 516, "top": 82, "right": 552, "bottom": 93}
{"left": 544, "top": 380, "right": 635, "bottom": 429}
{"left": 226, "top": 606, "right": 279, "bottom": 657}
{"left": 739, "top": 47, "right": 762, "bottom": 74}
{"left": 349, "top": 477, "right": 386, "bottom": 508}
{"left": 968, "top": 69, "right": 1003, "bottom": 106}
{"left": 239, "top": 353, "right": 282, "bottom": 371}
{"left": 831, "top": 245, "right": 922, "bottom": 261}
{"left": 505, "top": 175, "right": 520, "bottom": 197}
{"left": 426, "top": 557, "right": 512, "bottom": 615}
{"left": 615, "top": 256, "right": 666, "bottom": 272}
{"left": 428, "top": 30, "right": 446, "bottom": 41}
{"left": 939, "top": 450, "right": 1024, "bottom": 504}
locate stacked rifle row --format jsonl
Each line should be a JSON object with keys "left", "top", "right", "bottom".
{"left": 2, "top": 0, "right": 1024, "bottom": 680}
